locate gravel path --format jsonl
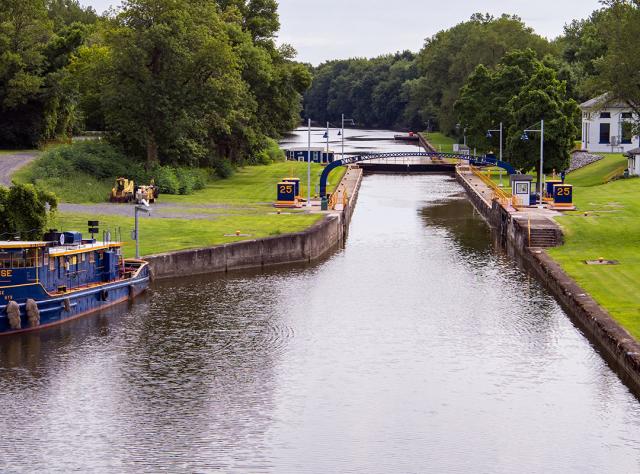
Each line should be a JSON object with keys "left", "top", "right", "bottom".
{"left": 58, "top": 202, "right": 269, "bottom": 220}
{"left": 0, "top": 151, "right": 39, "bottom": 186}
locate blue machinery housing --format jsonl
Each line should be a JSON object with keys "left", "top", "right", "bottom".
{"left": 319, "top": 152, "right": 516, "bottom": 197}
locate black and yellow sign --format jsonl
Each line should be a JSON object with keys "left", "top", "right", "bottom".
{"left": 277, "top": 182, "right": 296, "bottom": 202}
{"left": 553, "top": 184, "right": 573, "bottom": 204}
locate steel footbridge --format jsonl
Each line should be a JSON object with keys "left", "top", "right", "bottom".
{"left": 319, "top": 152, "right": 516, "bottom": 198}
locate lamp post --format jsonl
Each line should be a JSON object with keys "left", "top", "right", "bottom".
{"left": 324, "top": 121, "right": 330, "bottom": 164}
{"left": 487, "top": 122, "right": 503, "bottom": 186}
{"left": 307, "top": 118, "right": 311, "bottom": 208}
{"left": 340, "top": 114, "right": 356, "bottom": 161}
{"left": 521, "top": 119, "right": 545, "bottom": 208}
{"left": 456, "top": 123, "right": 467, "bottom": 147}
{"left": 134, "top": 202, "right": 151, "bottom": 259}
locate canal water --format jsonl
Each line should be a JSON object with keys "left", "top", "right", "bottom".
{"left": 2, "top": 130, "right": 640, "bottom": 472}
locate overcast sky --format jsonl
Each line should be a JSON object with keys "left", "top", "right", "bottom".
{"left": 82, "top": 0, "right": 602, "bottom": 65}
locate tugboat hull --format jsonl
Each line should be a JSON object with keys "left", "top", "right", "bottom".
{"left": 0, "top": 261, "right": 150, "bottom": 335}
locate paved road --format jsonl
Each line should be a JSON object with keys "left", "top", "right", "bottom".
{"left": 0, "top": 151, "right": 39, "bottom": 186}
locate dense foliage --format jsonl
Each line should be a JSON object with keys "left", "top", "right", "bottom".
{"left": 0, "top": 183, "right": 58, "bottom": 239}
{"left": 304, "top": 14, "right": 552, "bottom": 133}
{"left": 0, "top": 0, "right": 309, "bottom": 170}
{"left": 23, "top": 141, "right": 212, "bottom": 197}
{"left": 454, "top": 49, "right": 579, "bottom": 177}
{"left": 304, "top": 5, "right": 640, "bottom": 154}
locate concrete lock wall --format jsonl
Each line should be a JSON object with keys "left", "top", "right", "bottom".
{"left": 147, "top": 168, "right": 363, "bottom": 280}
{"left": 455, "top": 169, "right": 640, "bottom": 395}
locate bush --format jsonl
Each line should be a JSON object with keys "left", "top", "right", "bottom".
{"left": 29, "top": 141, "right": 131, "bottom": 181}
{"left": 212, "top": 158, "right": 234, "bottom": 178}
{"left": 19, "top": 141, "right": 213, "bottom": 200}
{"left": 154, "top": 166, "right": 180, "bottom": 195}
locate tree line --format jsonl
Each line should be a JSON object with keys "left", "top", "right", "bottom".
{"left": 0, "top": 0, "right": 311, "bottom": 170}
{"left": 303, "top": 2, "right": 640, "bottom": 172}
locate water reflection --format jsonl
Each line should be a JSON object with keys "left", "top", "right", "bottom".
{"left": 1, "top": 173, "right": 640, "bottom": 473}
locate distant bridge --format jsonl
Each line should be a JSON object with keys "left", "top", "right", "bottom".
{"left": 319, "top": 152, "right": 516, "bottom": 198}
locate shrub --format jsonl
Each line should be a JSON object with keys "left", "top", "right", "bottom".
{"left": 212, "top": 158, "right": 234, "bottom": 178}
{"left": 154, "top": 166, "right": 180, "bottom": 194}
{"left": 175, "top": 167, "right": 194, "bottom": 195}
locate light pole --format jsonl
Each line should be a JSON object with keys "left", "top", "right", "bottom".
{"left": 522, "top": 119, "right": 545, "bottom": 208}
{"left": 133, "top": 201, "right": 151, "bottom": 259}
{"left": 340, "top": 114, "right": 356, "bottom": 161}
{"left": 324, "top": 121, "right": 330, "bottom": 163}
{"left": 456, "top": 123, "right": 467, "bottom": 147}
{"left": 307, "top": 118, "right": 311, "bottom": 208}
{"left": 487, "top": 122, "right": 504, "bottom": 186}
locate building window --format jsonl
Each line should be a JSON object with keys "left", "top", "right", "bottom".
{"left": 622, "top": 112, "right": 633, "bottom": 119}
{"left": 600, "top": 112, "right": 611, "bottom": 119}
{"left": 622, "top": 122, "right": 633, "bottom": 144}
{"left": 600, "top": 123, "right": 610, "bottom": 144}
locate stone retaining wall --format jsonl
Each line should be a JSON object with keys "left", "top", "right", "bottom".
{"left": 456, "top": 168, "right": 640, "bottom": 394}
{"left": 148, "top": 168, "right": 363, "bottom": 280}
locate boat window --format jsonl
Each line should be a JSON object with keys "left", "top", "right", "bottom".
{"left": 49, "top": 255, "right": 55, "bottom": 271}
{"left": 89, "top": 252, "right": 95, "bottom": 263}
{"left": 0, "top": 252, "right": 10, "bottom": 269}
{"left": 0, "top": 249, "right": 39, "bottom": 268}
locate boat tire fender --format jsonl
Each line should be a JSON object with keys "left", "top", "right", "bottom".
{"left": 6, "top": 301, "right": 21, "bottom": 330}
{"left": 26, "top": 299, "right": 40, "bottom": 327}
{"left": 63, "top": 298, "right": 71, "bottom": 312}
{"left": 100, "top": 289, "right": 109, "bottom": 301}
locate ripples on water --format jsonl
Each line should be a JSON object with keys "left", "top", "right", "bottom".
{"left": 1, "top": 173, "right": 640, "bottom": 473}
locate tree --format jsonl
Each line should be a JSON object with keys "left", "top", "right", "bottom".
{"left": 594, "top": 1, "right": 640, "bottom": 123}
{"left": 412, "top": 13, "right": 553, "bottom": 134}
{"left": 0, "top": 0, "right": 91, "bottom": 147}
{"left": 0, "top": 183, "right": 58, "bottom": 240}
{"left": 455, "top": 49, "right": 579, "bottom": 193}
{"left": 101, "top": 0, "right": 245, "bottom": 167}
{"left": 506, "top": 68, "right": 579, "bottom": 192}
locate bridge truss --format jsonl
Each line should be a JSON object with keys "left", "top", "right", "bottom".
{"left": 319, "top": 152, "right": 516, "bottom": 198}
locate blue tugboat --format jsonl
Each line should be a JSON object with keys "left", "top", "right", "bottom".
{"left": 0, "top": 230, "right": 150, "bottom": 335}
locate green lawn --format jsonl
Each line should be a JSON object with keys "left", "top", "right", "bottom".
{"left": 565, "top": 153, "right": 627, "bottom": 187}
{"left": 47, "top": 161, "right": 346, "bottom": 257}
{"left": 425, "top": 132, "right": 457, "bottom": 152}
{"left": 54, "top": 211, "right": 324, "bottom": 258}
{"left": 161, "top": 161, "right": 345, "bottom": 206}
{"left": 547, "top": 153, "right": 640, "bottom": 340}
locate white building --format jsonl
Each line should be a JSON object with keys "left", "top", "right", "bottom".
{"left": 580, "top": 93, "right": 639, "bottom": 153}
{"left": 625, "top": 148, "right": 640, "bottom": 176}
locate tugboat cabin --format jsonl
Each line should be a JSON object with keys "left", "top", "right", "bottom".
{"left": 0, "top": 231, "right": 123, "bottom": 302}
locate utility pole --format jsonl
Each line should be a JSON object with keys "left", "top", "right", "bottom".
{"left": 307, "top": 118, "right": 311, "bottom": 208}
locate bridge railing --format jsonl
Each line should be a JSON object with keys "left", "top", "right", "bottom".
{"left": 470, "top": 166, "right": 511, "bottom": 207}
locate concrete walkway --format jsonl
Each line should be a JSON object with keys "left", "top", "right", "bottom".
{"left": 0, "top": 151, "right": 39, "bottom": 186}
{"left": 456, "top": 166, "right": 561, "bottom": 220}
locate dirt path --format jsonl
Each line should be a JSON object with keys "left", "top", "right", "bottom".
{"left": 58, "top": 202, "right": 271, "bottom": 220}
{"left": 0, "top": 151, "right": 39, "bottom": 186}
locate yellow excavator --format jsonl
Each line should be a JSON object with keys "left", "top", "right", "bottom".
{"left": 110, "top": 177, "right": 135, "bottom": 203}
{"left": 110, "top": 178, "right": 159, "bottom": 204}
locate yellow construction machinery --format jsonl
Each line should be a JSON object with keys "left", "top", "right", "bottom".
{"left": 135, "top": 180, "right": 159, "bottom": 204}
{"left": 110, "top": 177, "right": 135, "bottom": 203}
{"left": 110, "top": 178, "right": 159, "bottom": 204}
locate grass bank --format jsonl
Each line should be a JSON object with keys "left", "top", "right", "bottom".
{"left": 424, "top": 132, "right": 456, "bottom": 153}
{"left": 547, "top": 153, "right": 640, "bottom": 339}
{"left": 52, "top": 161, "right": 346, "bottom": 257}
{"left": 54, "top": 212, "right": 325, "bottom": 258}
